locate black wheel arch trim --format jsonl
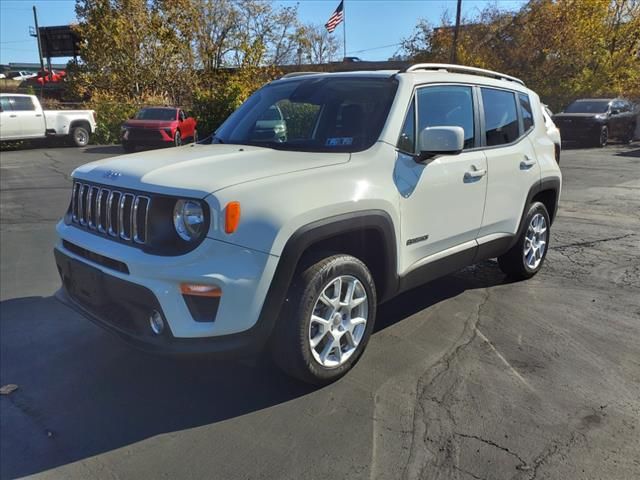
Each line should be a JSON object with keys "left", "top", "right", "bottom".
{"left": 253, "top": 210, "right": 399, "bottom": 347}
{"left": 510, "top": 177, "right": 560, "bottom": 250}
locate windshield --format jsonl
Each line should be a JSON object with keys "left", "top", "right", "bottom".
{"left": 565, "top": 100, "right": 610, "bottom": 114}
{"left": 214, "top": 76, "right": 398, "bottom": 152}
{"left": 135, "top": 108, "right": 177, "bottom": 121}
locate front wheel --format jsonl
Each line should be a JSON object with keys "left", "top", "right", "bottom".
{"left": 174, "top": 131, "right": 182, "bottom": 147}
{"left": 596, "top": 126, "right": 608, "bottom": 148}
{"left": 122, "top": 142, "right": 136, "bottom": 153}
{"left": 271, "top": 254, "right": 377, "bottom": 384}
{"left": 498, "top": 201, "right": 551, "bottom": 280}
{"left": 71, "top": 126, "right": 89, "bottom": 147}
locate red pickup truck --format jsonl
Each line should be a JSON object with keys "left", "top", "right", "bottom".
{"left": 121, "top": 107, "right": 198, "bottom": 152}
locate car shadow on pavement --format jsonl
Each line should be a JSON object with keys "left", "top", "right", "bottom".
{"left": 0, "top": 261, "right": 509, "bottom": 478}
{"left": 375, "top": 260, "right": 509, "bottom": 333}
{"left": 614, "top": 146, "right": 640, "bottom": 158}
{"left": 82, "top": 145, "right": 128, "bottom": 154}
{"left": 83, "top": 145, "right": 172, "bottom": 154}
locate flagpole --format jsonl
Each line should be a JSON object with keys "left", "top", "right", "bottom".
{"left": 343, "top": 0, "right": 347, "bottom": 60}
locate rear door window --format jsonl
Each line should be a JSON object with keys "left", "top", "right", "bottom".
{"left": 481, "top": 88, "right": 519, "bottom": 146}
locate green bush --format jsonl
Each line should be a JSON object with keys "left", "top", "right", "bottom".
{"left": 87, "top": 93, "right": 163, "bottom": 145}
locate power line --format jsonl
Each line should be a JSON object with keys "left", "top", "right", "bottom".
{"left": 346, "top": 42, "right": 403, "bottom": 55}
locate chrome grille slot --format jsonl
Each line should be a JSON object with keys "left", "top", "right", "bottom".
{"left": 107, "top": 191, "right": 121, "bottom": 237}
{"left": 70, "top": 182, "right": 151, "bottom": 246}
{"left": 119, "top": 193, "right": 135, "bottom": 241}
{"left": 79, "top": 184, "right": 89, "bottom": 225}
{"left": 97, "top": 188, "right": 109, "bottom": 233}
{"left": 133, "top": 196, "right": 151, "bottom": 244}
{"left": 87, "top": 186, "right": 100, "bottom": 229}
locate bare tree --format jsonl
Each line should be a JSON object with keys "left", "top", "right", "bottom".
{"left": 298, "top": 23, "right": 341, "bottom": 64}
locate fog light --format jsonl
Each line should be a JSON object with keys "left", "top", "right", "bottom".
{"left": 149, "top": 310, "right": 165, "bottom": 335}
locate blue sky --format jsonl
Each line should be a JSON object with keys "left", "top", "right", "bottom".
{"left": 1, "top": 0, "right": 526, "bottom": 65}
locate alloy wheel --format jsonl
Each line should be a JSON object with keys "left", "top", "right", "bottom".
{"left": 524, "top": 213, "right": 548, "bottom": 270}
{"left": 308, "top": 275, "right": 368, "bottom": 368}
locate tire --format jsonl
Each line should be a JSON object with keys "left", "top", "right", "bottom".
{"left": 174, "top": 131, "right": 182, "bottom": 147}
{"left": 623, "top": 124, "right": 635, "bottom": 144}
{"left": 71, "top": 126, "right": 89, "bottom": 147}
{"left": 122, "top": 142, "right": 136, "bottom": 153}
{"left": 596, "top": 126, "right": 608, "bottom": 148}
{"left": 192, "top": 129, "right": 199, "bottom": 144}
{"left": 271, "top": 254, "right": 377, "bottom": 385}
{"left": 498, "top": 201, "right": 551, "bottom": 280}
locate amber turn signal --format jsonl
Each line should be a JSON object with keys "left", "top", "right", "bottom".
{"left": 180, "top": 284, "right": 222, "bottom": 297}
{"left": 225, "top": 201, "right": 241, "bottom": 234}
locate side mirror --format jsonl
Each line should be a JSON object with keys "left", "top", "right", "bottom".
{"left": 610, "top": 109, "right": 620, "bottom": 115}
{"left": 417, "top": 126, "right": 464, "bottom": 162}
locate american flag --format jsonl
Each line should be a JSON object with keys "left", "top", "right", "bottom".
{"left": 325, "top": 1, "right": 344, "bottom": 33}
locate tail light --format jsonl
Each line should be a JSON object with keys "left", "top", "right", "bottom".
{"left": 554, "top": 143, "right": 561, "bottom": 164}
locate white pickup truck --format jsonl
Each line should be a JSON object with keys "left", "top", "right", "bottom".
{"left": 0, "top": 93, "right": 97, "bottom": 147}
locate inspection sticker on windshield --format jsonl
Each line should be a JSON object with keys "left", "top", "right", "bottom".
{"left": 326, "top": 137, "right": 353, "bottom": 146}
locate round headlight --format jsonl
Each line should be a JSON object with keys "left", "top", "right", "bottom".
{"left": 173, "top": 199, "right": 205, "bottom": 242}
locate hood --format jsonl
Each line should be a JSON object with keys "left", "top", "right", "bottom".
{"left": 72, "top": 143, "right": 350, "bottom": 198}
{"left": 123, "top": 119, "right": 177, "bottom": 129}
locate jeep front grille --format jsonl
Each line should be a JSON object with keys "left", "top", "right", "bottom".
{"left": 71, "top": 182, "right": 151, "bottom": 244}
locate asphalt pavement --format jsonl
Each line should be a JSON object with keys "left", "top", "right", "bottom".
{"left": 1, "top": 142, "right": 639, "bottom": 480}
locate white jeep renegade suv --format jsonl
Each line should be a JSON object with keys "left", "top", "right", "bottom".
{"left": 54, "top": 64, "right": 561, "bottom": 384}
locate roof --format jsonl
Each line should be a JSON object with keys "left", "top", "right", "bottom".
{"left": 277, "top": 64, "right": 528, "bottom": 91}
{"left": 278, "top": 70, "right": 398, "bottom": 82}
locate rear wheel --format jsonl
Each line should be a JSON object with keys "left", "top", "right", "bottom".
{"left": 623, "top": 124, "right": 635, "bottom": 144}
{"left": 271, "top": 254, "right": 377, "bottom": 384}
{"left": 174, "top": 131, "right": 182, "bottom": 147}
{"left": 498, "top": 201, "right": 551, "bottom": 280}
{"left": 192, "top": 129, "right": 199, "bottom": 144}
{"left": 71, "top": 126, "right": 89, "bottom": 147}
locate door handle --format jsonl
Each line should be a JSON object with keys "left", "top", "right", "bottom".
{"left": 464, "top": 166, "right": 487, "bottom": 181}
{"left": 35, "top": 114, "right": 42, "bottom": 117}
{"left": 9, "top": 114, "right": 17, "bottom": 118}
{"left": 520, "top": 156, "right": 536, "bottom": 169}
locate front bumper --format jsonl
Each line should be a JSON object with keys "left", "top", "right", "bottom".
{"left": 54, "top": 221, "right": 280, "bottom": 356}
{"left": 556, "top": 124, "right": 602, "bottom": 142}
{"left": 122, "top": 128, "right": 174, "bottom": 145}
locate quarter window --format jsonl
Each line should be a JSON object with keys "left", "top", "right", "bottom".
{"left": 481, "top": 88, "right": 519, "bottom": 146}
{"left": 519, "top": 93, "right": 534, "bottom": 132}
{"left": 416, "top": 85, "right": 475, "bottom": 149}
{"left": 11, "top": 96, "right": 35, "bottom": 111}
{"left": 397, "top": 100, "right": 415, "bottom": 153}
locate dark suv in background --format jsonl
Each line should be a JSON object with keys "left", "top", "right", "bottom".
{"left": 552, "top": 98, "right": 637, "bottom": 147}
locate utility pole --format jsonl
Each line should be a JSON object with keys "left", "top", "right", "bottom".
{"left": 450, "top": 0, "right": 462, "bottom": 64}
{"left": 32, "top": 6, "right": 46, "bottom": 98}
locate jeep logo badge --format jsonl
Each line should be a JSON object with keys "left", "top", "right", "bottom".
{"left": 103, "top": 170, "right": 122, "bottom": 180}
